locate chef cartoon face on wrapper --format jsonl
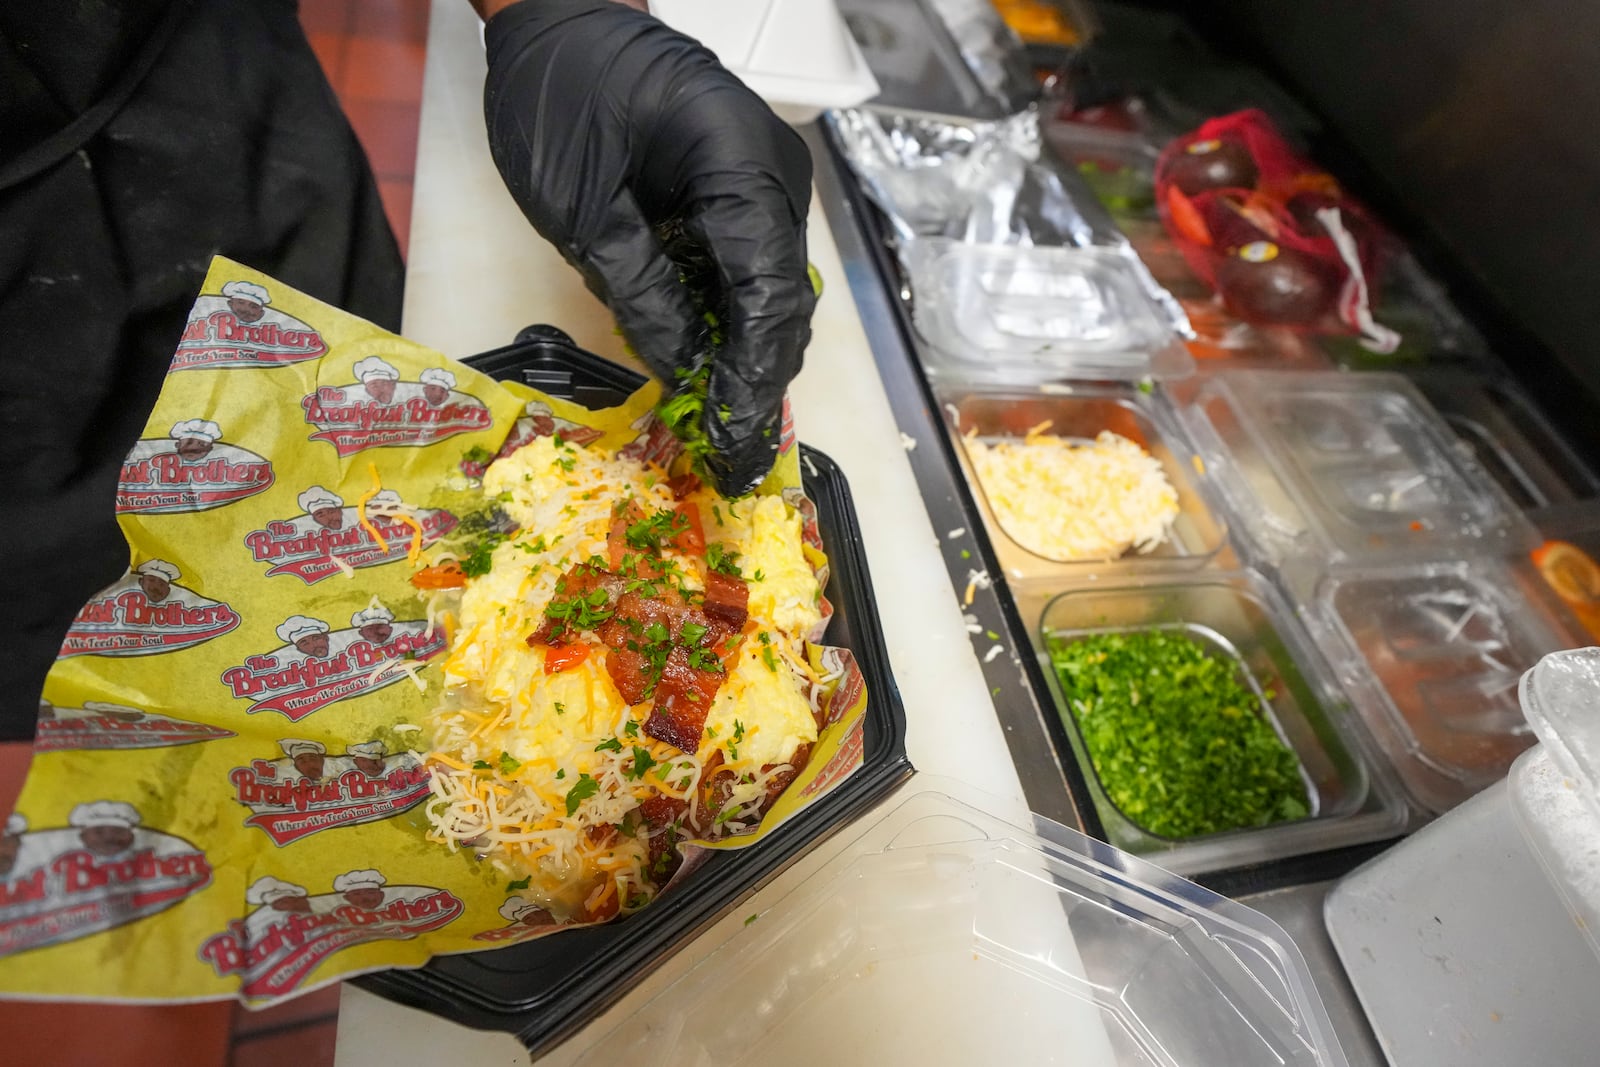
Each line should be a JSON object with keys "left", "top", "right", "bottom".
{"left": 297, "top": 486, "right": 344, "bottom": 530}
{"left": 135, "top": 559, "right": 181, "bottom": 603}
{"left": 247, "top": 876, "right": 311, "bottom": 915}
{"left": 353, "top": 357, "right": 400, "bottom": 404}
{"left": 419, "top": 367, "right": 455, "bottom": 407}
{"left": 346, "top": 741, "right": 387, "bottom": 778}
{"left": 170, "top": 419, "right": 222, "bottom": 462}
{"left": 280, "top": 739, "right": 326, "bottom": 780}
{"left": 276, "top": 615, "right": 330, "bottom": 659}
{"left": 70, "top": 801, "right": 140, "bottom": 857}
{"left": 334, "top": 869, "right": 387, "bottom": 910}
{"left": 499, "top": 897, "right": 555, "bottom": 929}
{"left": 221, "top": 280, "right": 271, "bottom": 323}
{"left": 351, "top": 603, "right": 394, "bottom": 645}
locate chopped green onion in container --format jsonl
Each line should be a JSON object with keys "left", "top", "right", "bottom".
{"left": 1049, "top": 630, "right": 1309, "bottom": 839}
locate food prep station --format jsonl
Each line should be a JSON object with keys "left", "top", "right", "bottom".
{"left": 336, "top": 1, "right": 1600, "bottom": 1063}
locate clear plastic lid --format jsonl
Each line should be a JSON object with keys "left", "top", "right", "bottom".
{"left": 908, "top": 240, "right": 1194, "bottom": 383}
{"left": 1185, "top": 371, "right": 1537, "bottom": 575}
{"left": 1315, "top": 561, "right": 1564, "bottom": 814}
{"left": 567, "top": 779, "right": 1349, "bottom": 1066}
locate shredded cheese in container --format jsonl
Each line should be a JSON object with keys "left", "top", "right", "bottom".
{"left": 966, "top": 427, "right": 1180, "bottom": 561}
{"left": 421, "top": 435, "right": 826, "bottom": 928}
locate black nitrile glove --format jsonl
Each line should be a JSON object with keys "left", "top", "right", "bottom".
{"left": 484, "top": 0, "right": 816, "bottom": 495}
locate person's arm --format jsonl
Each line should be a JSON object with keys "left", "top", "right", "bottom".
{"left": 473, "top": 0, "right": 814, "bottom": 495}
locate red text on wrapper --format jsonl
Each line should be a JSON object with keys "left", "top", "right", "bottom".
{"left": 243, "top": 505, "right": 457, "bottom": 584}
{"left": 35, "top": 702, "right": 235, "bottom": 752}
{"left": 118, "top": 440, "right": 275, "bottom": 515}
{"left": 172, "top": 292, "right": 327, "bottom": 370}
{"left": 220, "top": 620, "right": 445, "bottom": 720}
{"left": 0, "top": 820, "right": 211, "bottom": 958}
{"left": 198, "top": 886, "right": 462, "bottom": 1000}
{"left": 301, "top": 378, "right": 492, "bottom": 458}
{"left": 60, "top": 570, "right": 240, "bottom": 658}
{"left": 230, "top": 746, "right": 431, "bottom": 845}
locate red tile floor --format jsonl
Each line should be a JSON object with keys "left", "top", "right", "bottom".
{"left": 0, "top": 2, "right": 429, "bottom": 1064}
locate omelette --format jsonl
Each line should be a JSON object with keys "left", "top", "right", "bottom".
{"left": 418, "top": 433, "right": 826, "bottom": 926}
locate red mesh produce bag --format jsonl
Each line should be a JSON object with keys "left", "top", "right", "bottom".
{"left": 1154, "top": 109, "right": 1398, "bottom": 351}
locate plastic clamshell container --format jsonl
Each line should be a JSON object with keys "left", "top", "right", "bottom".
{"left": 1036, "top": 570, "right": 1400, "bottom": 874}
{"left": 1184, "top": 371, "right": 1538, "bottom": 583}
{"left": 940, "top": 383, "right": 1228, "bottom": 579}
{"left": 1406, "top": 366, "right": 1600, "bottom": 511}
{"left": 569, "top": 780, "right": 1350, "bottom": 1067}
{"left": 649, "top": 0, "right": 879, "bottom": 124}
{"left": 1312, "top": 559, "right": 1568, "bottom": 815}
{"left": 907, "top": 240, "right": 1193, "bottom": 384}
{"left": 353, "top": 329, "right": 913, "bottom": 1054}
{"left": 1510, "top": 647, "right": 1600, "bottom": 963}
{"left": 1041, "top": 124, "right": 1161, "bottom": 222}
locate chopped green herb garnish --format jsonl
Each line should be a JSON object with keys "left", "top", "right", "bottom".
{"left": 761, "top": 645, "right": 779, "bottom": 672}
{"left": 507, "top": 876, "right": 531, "bottom": 891}
{"left": 565, "top": 774, "right": 600, "bottom": 816}
{"left": 554, "top": 701, "right": 566, "bottom": 715}
{"left": 751, "top": 568, "right": 765, "bottom": 582}
{"left": 460, "top": 531, "right": 507, "bottom": 577}
{"left": 744, "top": 913, "right": 759, "bottom": 926}
{"left": 555, "top": 768, "right": 566, "bottom": 779}
{"left": 595, "top": 737, "right": 623, "bottom": 753}
{"left": 986, "top": 630, "right": 1000, "bottom": 640}
{"left": 471, "top": 760, "right": 491, "bottom": 770}
{"left": 1048, "top": 630, "right": 1309, "bottom": 839}
{"left": 680, "top": 621, "right": 708, "bottom": 646}
{"left": 706, "top": 542, "right": 742, "bottom": 577}
{"left": 626, "top": 746, "right": 657, "bottom": 780}
{"left": 498, "top": 751, "right": 521, "bottom": 775}
{"left": 463, "top": 445, "right": 495, "bottom": 466}
{"left": 625, "top": 719, "right": 640, "bottom": 738}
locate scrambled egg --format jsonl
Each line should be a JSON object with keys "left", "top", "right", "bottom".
{"left": 424, "top": 435, "right": 825, "bottom": 920}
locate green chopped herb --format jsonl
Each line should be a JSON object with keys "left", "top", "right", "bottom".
{"left": 555, "top": 768, "right": 566, "bottom": 779}
{"left": 556, "top": 456, "right": 576, "bottom": 473}
{"left": 680, "top": 621, "right": 708, "bottom": 646}
{"left": 761, "top": 645, "right": 779, "bottom": 673}
{"left": 553, "top": 431, "right": 566, "bottom": 447}
{"left": 506, "top": 876, "right": 531, "bottom": 892}
{"left": 744, "top": 913, "right": 759, "bottom": 926}
{"left": 595, "top": 737, "right": 623, "bottom": 753}
{"left": 625, "top": 719, "right": 640, "bottom": 738}
{"left": 471, "top": 759, "right": 491, "bottom": 770}
{"left": 1048, "top": 630, "right": 1309, "bottom": 839}
{"left": 565, "top": 774, "right": 600, "bottom": 816}
{"left": 463, "top": 445, "right": 495, "bottom": 466}
{"left": 960, "top": 549, "right": 971, "bottom": 560}
{"left": 498, "top": 751, "right": 521, "bottom": 775}
{"left": 554, "top": 701, "right": 566, "bottom": 715}
{"left": 626, "top": 746, "right": 657, "bottom": 780}
{"left": 751, "top": 568, "right": 765, "bottom": 582}
{"left": 644, "top": 621, "right": 670, "bottom": 644}
{"left": 732, "top": 720, "right": 745, "bottom": 743}
{"left": 986, "top": 630, "right": 1000, "bottom": 641}
{"left": 705, "top": 542, "right": 742, "bottom": 577}
{"left": 460, "top": 531, "right": 507, "bottom": 578}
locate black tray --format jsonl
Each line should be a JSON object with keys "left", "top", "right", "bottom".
{"left": 354, "top": 327, "right": 914, "bottom": 1053}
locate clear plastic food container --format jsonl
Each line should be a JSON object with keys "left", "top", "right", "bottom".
{"left": 1035, "top": 570, "right": 1401, "bottom": 873}
{"left": 1042, "top": 125, "right": 1161, "bottom": 223}
{"left": 1407, "top": 367, "right": 1600, "bottom": 511}
{"left": 1184, "top": 371, "right": 1538, "bottom": 586}
{"left": 1312, "top": 559, "right": 1571, "bottom": 814}
{"left": 942, "top": 384, "right": 1228, "bottom": 580}
{"left": 907, "top": 240, "right": 1193, "bottom": 384}
{"left": 568, "top": 779, "right": 1350, "bottom": 1066}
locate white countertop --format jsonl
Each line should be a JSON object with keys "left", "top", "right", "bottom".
{"left": 336, "top": 2, "right": 1030, "bottom": 1062}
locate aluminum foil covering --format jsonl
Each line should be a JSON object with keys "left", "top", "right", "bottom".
{"left": 825, "top": 105, "right": 1192, "bottom": 339}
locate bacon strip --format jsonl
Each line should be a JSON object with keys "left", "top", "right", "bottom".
{"left": 702, "top": 571, "right": 749, "bottom": 630}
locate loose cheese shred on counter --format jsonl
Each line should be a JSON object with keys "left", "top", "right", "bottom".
{"left": 966, "top": 428, "right": 1180, "bottom": 562}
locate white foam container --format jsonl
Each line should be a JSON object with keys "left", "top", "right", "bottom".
{"left": 649, "top": 0, "right": 880, "bottom": 124}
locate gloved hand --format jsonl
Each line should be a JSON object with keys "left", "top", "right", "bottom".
{"left": 483, "top": 0, "right": 816, "bottom": 495}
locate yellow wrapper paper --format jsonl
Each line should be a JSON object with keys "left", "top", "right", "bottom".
{"left": 0, "top": 257, "right": 870, "bottom": 1007}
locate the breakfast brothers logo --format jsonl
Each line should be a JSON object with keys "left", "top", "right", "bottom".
{"left": 174, "top": 280, "right": 327, "bottom": 370}
{"left": 35, "top": 700, "right": 234, "bottom": 752}
{"left": 199, "top": 870, "right": 462, "bottom": 1000}
{"left": 118, "top": 418, "right": 275, "bottom": 514}
{"left": 471, "top": 896, "right": 560, "bottom": 944}
{"left": 60, "top": 561, "right": 241, "bottom": 658}
{"left": 303, "top": 358, "right": 491, "bottom": 457}
{"left": 0, "top": 803, "right": 212, "bottom": 959}
{"left": 243, "top": 485, "right": 458, "bottom": 583}
{"left": 220, "top": 602, "right": 444, "bottom": 719}
{"left": 230, "top": 738, "right": 430, "bottom": 845}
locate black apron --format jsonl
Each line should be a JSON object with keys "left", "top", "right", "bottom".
{"left": 0, "top": 0, "right": 405, "bottom": 738}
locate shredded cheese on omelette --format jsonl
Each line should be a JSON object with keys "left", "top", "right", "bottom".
{"left": 423, "top": 434, "right": 824, "bottom": 925}
{"left": 966, "top": 427, "right": 1179, "bottom": 561}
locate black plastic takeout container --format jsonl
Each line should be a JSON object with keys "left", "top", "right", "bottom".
{"left": 354, "top": 327, "right": 915, "bottom": 1053}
